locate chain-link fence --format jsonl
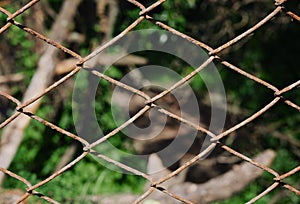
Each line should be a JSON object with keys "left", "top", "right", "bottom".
{"left": 0, "top": 0, "right": 299, "bottom": 203}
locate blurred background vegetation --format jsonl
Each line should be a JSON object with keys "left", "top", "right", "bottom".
{"left": 0, "top": 0, "right": 299, "bottom": 203}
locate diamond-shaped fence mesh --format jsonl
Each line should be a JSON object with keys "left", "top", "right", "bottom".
{"left": 0, "top": 0, "right": 299, "bottom": 203}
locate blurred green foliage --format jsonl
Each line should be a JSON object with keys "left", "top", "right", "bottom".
{"left": 1, "top": 0, "right": 299, "bottom": 203}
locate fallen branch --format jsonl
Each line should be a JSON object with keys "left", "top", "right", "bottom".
{"left": 166, "top": 149, "right": 276, "bottom": 203}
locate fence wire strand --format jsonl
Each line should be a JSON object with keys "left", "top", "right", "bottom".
{"left": 0, "top": 0, "right": 299, "bottom": 203}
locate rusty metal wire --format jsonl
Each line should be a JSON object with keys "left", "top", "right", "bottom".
{"left": 0, "top": 0, "right": 299, "bottom": 203}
